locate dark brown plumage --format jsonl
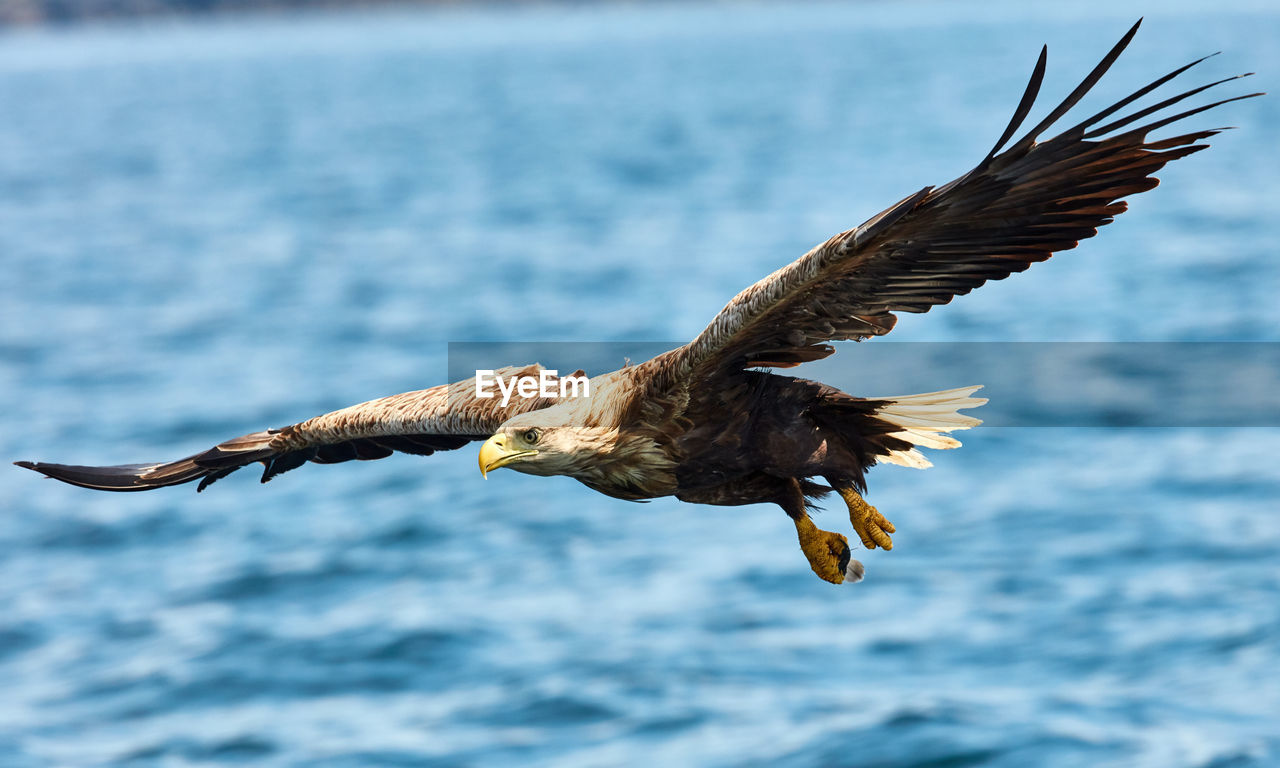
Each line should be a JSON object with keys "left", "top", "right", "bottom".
{"left": 16, "top": 22, "right": 1259, "bottom": 583}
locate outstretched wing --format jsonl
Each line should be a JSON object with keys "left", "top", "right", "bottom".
{"left": 16, "top": 364, "right": 572, "bottom": 492}
{"left": 648, "top": 20, "right": 1260, "bottom": 388}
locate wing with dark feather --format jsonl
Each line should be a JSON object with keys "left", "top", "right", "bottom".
{"left": 16, "top": 364, "right": 569, "bottom": 492}
{"left": 649, "top": 20, "right": 1260, "bottom": 388}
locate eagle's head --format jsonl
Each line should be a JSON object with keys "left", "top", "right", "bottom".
{"left": 477, "top": 408, "right": 611, "bottom": 480}
{"left": 476, "top": 367, "right": 677, "bottom": 498}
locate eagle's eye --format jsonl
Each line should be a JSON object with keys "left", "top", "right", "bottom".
{"left": 522, "top": 428, "right": 541, "bottom": 445}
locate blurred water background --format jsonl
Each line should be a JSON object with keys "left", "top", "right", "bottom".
{"left": 2, "top": 1, "right": 1279, "bottom": 766}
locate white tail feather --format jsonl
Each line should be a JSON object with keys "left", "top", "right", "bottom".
{"left": 873, "top": 385, "right": 987, "bottom": 469}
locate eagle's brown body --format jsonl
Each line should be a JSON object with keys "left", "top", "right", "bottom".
{"left": 671, "top": 374, "right": 903, "bottom": 499}
{"left": 558, "top": 371, "right": 891, "bottom": 502}
{"left": 16, "top": 22, "right": 1259, "bottom": 583}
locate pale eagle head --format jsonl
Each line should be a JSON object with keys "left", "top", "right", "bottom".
{"left": 476, "top": 368, "right": 676, "bottom": 499}
{"left": 476, "top": 391, "right": 620, "bottom": 480}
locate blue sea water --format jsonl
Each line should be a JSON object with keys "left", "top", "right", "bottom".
{"left": 2, "top": 1, "right": 1279, "bottom": 766}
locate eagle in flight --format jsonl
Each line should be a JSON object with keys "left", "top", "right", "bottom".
{"left": 17, "top": 21, "right": 1258, "bottom": 584}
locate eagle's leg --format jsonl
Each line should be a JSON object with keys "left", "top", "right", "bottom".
{"left": 837, "top": 486, "right": 895, "bottom": 551}
{"left": 781, "top": 479, "right": 863, "bottom": 584}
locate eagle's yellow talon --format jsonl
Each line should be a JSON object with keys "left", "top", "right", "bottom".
{"left": 839, "top": 487, "right": 894, "bottom": 551}
{"left": 793, "top": 515, "right": 854, "bottom": 584}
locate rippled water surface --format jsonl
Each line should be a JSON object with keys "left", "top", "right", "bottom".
{"left": 2, "top": 2, "right": 1279, "bottom": 766}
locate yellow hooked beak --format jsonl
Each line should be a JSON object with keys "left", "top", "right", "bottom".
{"left": 478, "top": 434, "right": 538, "bottom": 478}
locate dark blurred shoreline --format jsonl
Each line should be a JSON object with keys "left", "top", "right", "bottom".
{"left": 0, "top": 0, "right": 545, "bottom": 27}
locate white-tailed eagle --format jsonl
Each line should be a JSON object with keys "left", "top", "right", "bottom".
{"left": 16, "top": 21, "right": 1259, "bottom": 584}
